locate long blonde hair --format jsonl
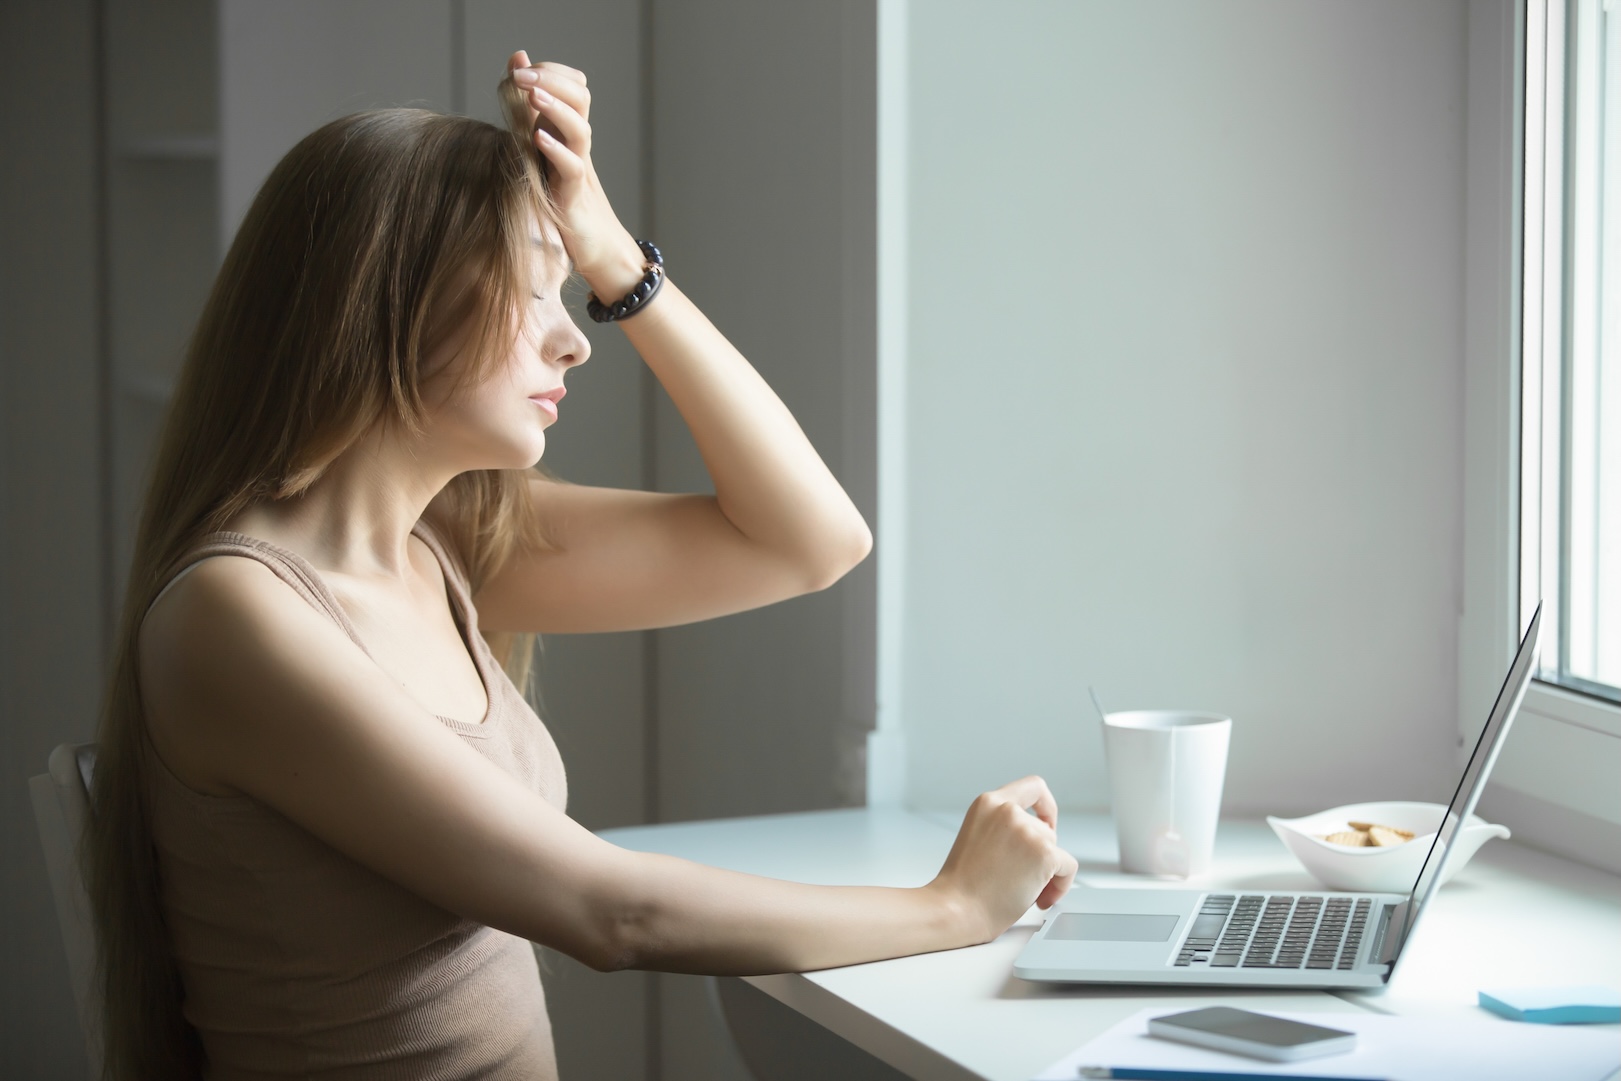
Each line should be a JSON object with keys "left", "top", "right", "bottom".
{"left": 88, "top": 88, "right": 560, "bottom": 1079}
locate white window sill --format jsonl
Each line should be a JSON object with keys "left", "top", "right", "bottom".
{"left": 1523, "top": 678, "right": 1621, "bottom": 738}
{"left": 1476, "top": 679, "right": 1621, "bottom": 876}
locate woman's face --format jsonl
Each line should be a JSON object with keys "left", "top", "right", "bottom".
{"left": 420, "top": 221, "right": 589, "bottom": 472}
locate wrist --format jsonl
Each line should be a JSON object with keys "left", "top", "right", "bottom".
{"left": 923, "top": 878, "right": 985, "bottom": 949}
{"left": 580, "top": 233, "right": 646, "bottom": 302}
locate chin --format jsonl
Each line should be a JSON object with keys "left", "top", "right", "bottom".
{"left": 497, "top": 417, "right": 548, "bottom": 465}
{"left": 464, "top": 439, "right": 545, "bottom": 474}
{"left": 518, "top": 431, "right": 547, "bottom": 468}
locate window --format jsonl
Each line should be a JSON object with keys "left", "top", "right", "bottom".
{"left": 1522, "top": 0, "right": 1621, "bottom": 706}
{"left": 1466, "top": 0, "right": 1621, "bottom": 867}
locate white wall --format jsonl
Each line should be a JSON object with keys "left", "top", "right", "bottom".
{"left": 889, "top": 0, "right": 1471, "bottom": 817}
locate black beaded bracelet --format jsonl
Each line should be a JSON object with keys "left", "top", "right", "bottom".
{"left": 586, "top": 239, "right": 665, "bottom": 323}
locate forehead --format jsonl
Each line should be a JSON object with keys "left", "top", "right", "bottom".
{"left": 529, "top": 218, "right": 572, "bottom": 279}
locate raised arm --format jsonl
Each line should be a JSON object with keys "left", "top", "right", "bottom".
{"left": 141, "top": 559, "right": 1077, "bottom": 974}
{"left": 476, "top": 56, "right": 871, "bottom": 635}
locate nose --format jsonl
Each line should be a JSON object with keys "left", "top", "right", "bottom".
{"left": 551, "top": 318, "right": 591, "bottom": 369}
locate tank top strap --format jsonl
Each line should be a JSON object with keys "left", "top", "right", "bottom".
{"left": 408, "top": 519, "right": 499, "bottom": 679}
{"left": 409, "top": 518, "right": 475, "bottom": 613}
{"left": 147, "top": 531, "right": 370, "bottom": 655}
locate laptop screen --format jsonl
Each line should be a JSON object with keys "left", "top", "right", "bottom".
{"left": 1386, "top": 604, "right": 1542, "bottom": 968}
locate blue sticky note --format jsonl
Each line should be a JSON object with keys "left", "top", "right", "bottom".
{"left": 1479, "top": 985, "right": 1621, "bottom": 1024}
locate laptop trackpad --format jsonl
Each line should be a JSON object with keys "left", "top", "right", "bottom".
{"left": 1048, "top": 913, "right": 1180, "bottom": 942}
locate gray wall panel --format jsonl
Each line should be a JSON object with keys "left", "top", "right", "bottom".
{"left": 651, "top": 0, "right": 876, "bottom": 827}
{"left": 0, "top": 0, "right": 105, "bottom": 1075}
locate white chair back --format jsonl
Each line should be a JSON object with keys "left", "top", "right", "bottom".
{"left": 29, "top": 742, "right": 104, "bottom": 1076}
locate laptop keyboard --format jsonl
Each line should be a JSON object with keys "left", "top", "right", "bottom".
{"left": 1173, "top": 894, "right": 1374, "bottom": 970}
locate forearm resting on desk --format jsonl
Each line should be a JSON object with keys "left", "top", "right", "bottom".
{"left": 585, "top": 779, "right": 1079, "bottom": 975}
{"left": 594, "top": 855, "right": 972, "bottom": 975}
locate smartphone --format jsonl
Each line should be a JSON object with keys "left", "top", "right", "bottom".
{"left": 1146, "top": 1006, "right": 1357, "bottom": 1062}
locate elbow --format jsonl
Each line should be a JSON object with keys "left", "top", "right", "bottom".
{"left": 579, "top": 941, "right": 637, "bottom": 975}
{"left": 572, "top": 919, "right": 629, "bottom": 973}
{"left": 804, "top": 517, "right": 873, "bottom": 592}
{"left": 575, "top": 895, "right": 655, "bottom": 974}
{"left": 850, "top": 519, "right": 875, "bottom": 566}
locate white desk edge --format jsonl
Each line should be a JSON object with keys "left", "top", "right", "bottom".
{"left": 598, "top": 807, "right": 1621, "bottom": 1081}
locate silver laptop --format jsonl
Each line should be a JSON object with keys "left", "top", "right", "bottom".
{"left": 1014, "top": 605, "right": 1542, "bottom": 989}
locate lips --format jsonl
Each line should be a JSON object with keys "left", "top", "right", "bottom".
{"left": 529, "top": 386, "right": 565, "bottom": 420}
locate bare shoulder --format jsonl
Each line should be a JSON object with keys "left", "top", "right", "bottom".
{"left": 140, "top": 552, "right": 312, "bottom": 687}
{"left": 138, "top": 553, "right": 359, "bottom": 796}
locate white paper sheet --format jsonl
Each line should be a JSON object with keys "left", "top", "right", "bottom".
{"left": 1033, "top": 1007, "right": 1621, "bottom": 1081}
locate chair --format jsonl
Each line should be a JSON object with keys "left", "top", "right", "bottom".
{"left": 29, "top": 742, "right": 104, "bottom": 1076}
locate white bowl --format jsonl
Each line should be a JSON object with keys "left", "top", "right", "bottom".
{"left": 1266, "top": 801, "right": 1510, "bottom": 893}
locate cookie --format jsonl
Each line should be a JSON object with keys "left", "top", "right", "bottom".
{"left": 1349, "top": 820, "right": 1414, "bottom": 839}
{"left": 1368, "top": 825, "right": 1410, "bottom": 847}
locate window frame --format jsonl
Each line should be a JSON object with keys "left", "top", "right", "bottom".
{"left": 1464, "top": 0, "right": 1621, "bottom": 871}
{"left": 1522, "top": 0, "right": 1621, "bottom": 711}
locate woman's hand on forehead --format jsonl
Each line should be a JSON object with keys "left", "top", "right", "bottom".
{"left": 508, "top": 52, "right": 588, "bottom": 127}
{"left": 506, "top": 50, "right": 646, "bottom": 305}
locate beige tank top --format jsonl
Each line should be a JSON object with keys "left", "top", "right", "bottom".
{"left": 142, "top": 520, "right": 567, "bottom": 1080}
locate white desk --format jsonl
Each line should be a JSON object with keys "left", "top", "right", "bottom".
{"left": 600, "top": 808, "right": 1621, "bottom": 1081}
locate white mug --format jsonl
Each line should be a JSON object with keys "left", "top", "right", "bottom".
{"left": 1102, "top": 710, "right": 1232, "bottom": 878}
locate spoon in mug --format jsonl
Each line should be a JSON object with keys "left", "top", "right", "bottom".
{"left": 1088, "top": 686, "right": 1108, "bottom": 724}
{"left": 1156, "top": 723, "right": 1192, "bottom": 878}
{"left": 1094, "top": 686, "right": 1192, "bottom": 878}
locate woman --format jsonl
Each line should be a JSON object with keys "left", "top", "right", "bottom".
{"left": 88, "top": 52, "right": 1077, "bottom": 1079}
